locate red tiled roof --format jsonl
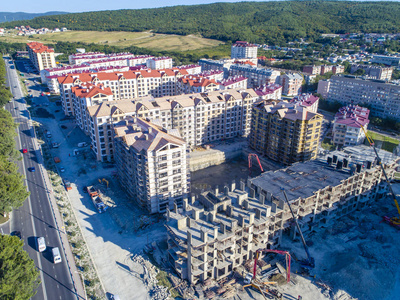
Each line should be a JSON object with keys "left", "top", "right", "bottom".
{"left": 71, "top": 83, "right": 112, "bottom": 98}
{"left": 27, "top": 41, "right": 54, "bottom": 53}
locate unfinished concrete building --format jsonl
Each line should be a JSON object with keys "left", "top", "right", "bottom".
{"left": 166, "top": 145, "right": 399, "bottom": 284}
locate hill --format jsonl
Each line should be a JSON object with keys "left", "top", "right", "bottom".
{"left": 3, "top": 1, "right": 400, "bottom": 45}
{"left": 0, "top": 11, "right": 69, "bottom": 23}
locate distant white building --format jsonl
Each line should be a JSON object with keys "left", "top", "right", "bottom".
{"left": 146, "top": 57, "right": 173, "bottom": 70}
{"left": 280, "top": 73, "right": 303, "bottom": 96}
{"left": 231, "top": 41, "right": 258, "bottom": 59}
{"left": 317, "top": 80, "right": 330, "bottom": 98}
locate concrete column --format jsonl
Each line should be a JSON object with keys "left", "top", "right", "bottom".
{"left": 220, "top": 223, "right": 226, "bottom": 234}
{"left": 259, "top": 194, "right": 265, "bottom": 205}
{"left": 183, "top": 198, "right": 188, "bottom": 212}
{"left": 224, "top": 186, "right": 229, "bottom": 195}
{"left": 215, "top": 185, "right": 219, "bottom": 195}
{"left": 231, "top": 181, "right": 236, "bottom": 192}
{"left": 249, "top": 213, "right": 255, "bottom": 226}
{"left": 271, "top": 202, "right": 277, "bottom": 213}
{"left": 244, "top": 200, "right": 249, "bottom": 210}
{"left": 187, "top": 230, "right": 192, "bottom": 245}
{"left": 266, "top": 191, "right": 272, "bottom": 201}
{"left": 174, "top": 202, "right": 178, "bottom": 213}
{"left": 239, "top": 215, "right": 244, "bottom": 227}
{"left": 237, "top": 195, "right": 243, "bottom": 207}
{"left": 227, "top": 205, "right": 233, "bottom": 217}
{"left": 213, "top": 227, "right": 218, "bottom": 240}
{"left": 193, "top": 209, "right": 200, "bottom": 220}
{"left": 255, "top": 208, "right": 261, "bottom": 219}
{"left": 240, "top": 180, "right": 246, "bottom": 191}
{"left": 250, "top": 188, "right": 256, "bottom": 198}
{"left": 191, "top": 195, "right": 196, "bottom": 205}
{"left": 231, "top": 219, "right": 237, "bottom": 231}
{"left": 208, "top": 211, "right": 215, "bottom": 223}
{"left": 265, "top": 206, "right": 271, "bottom": 217}
{"left": 201, "top": 229, "right": 208, "bottom": 243}
{"left": 278, "top": 199, "right": 285, "bottom": 209}
{"left": 166, "top": 208, "right": 170, "bottom": 221}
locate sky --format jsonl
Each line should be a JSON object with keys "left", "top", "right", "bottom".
{"left": 2, "top": 0, "right": 274, "bottom": 14}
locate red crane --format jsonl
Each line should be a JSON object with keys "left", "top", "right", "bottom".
{"left": 248, "top": 153, "right": 264, "bottom": 175}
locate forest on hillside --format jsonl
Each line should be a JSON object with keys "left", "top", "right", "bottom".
{"left": 4, "top": 1, "right": 400, "bottom": 45}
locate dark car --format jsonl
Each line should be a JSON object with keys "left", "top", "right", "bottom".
{"left": 11, "top": 231, "right": 22, "bottom": 239}
{"left": 29, "top": 167, "right": 36, "bottom": 172}
{"left": 83, "top": 186, "right": 88, "bottom": 193}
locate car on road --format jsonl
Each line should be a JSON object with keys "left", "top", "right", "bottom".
{"left": 29, "top": 167, "right": 36, "bottom": 172}
{"left": 36, "top": 237, "right": 46, "bottom": 252}
{"left": 22, "top": 148, "right": 28, "bottom": 154}
{"left": 110, "top": 295, "right": 121, "bottom": 300}
{"left": 52, "top": 247, "right": 62, "bottom": 264}
{"left": 60, "top": 167, "right": 65, "bottom": 173}
{"left": 11, "top": 231, "right": 22, "bottom": 239}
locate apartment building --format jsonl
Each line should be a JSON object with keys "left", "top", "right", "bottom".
{"left": 290, "top": 94, "right": 319, "bottom": 113}
{"left": 58, "top": 68, "right": 190, "bottom": 116}
{"left": 26, "top": 42, "right": 56, "bottom": 71}
{"left": 219, "top": 76, "right": 248, "bottom": 90}
{"left": 303, "top": 65, "right": 344, "bottom": 75}
{"left": 326, "top": 75, "right": 400, "bottom": 120}
{"left": 177, "top": 76, "right": 219, "bottom": 94}
{"left": 199, "top": 70, "right": 224, "bottom": 81}
{"left": 280, "top": 73, "right": 303, "bottom": 96}
{"left": 231, "top": 41, "right": 258, "bottom": 59}
{"left": 350, "top": 64, "right": 393, "bottom": 80}
{"left": 371, "top": 55, "right": 400, "bottom": 67}
{"left": 86, "top": 89, "right": 258, "bottom": 161}
{"left": 176, "top": 65, "right": 202, "bottom": 75}
{"left": 229, "top": 64, "right": 280, "bottom": 88}
{"left": 114, "top": 117, "right": 190, "bottom": 214}
{"left": 254, "top": 84, "right": 282, "bottom": 100}
{"left": 317, "top": 80, "right": 330, "bottom": 98}
{"left": 166, "top": 146, "right": 398, "bottom": 284}
{"left": 146, "top": 57, "right": 173, "bottom": 69}
{"left": 69, "top": 52, "right": 106, "bottom": 64}
{"left": 332, "top": 105, "right": 370, "bottom": 147}
{"left": 70, "top": 83, "right": 113, "bottom": 134}
{"left": 249, "top": 100, "right": 323, "bottom": 165}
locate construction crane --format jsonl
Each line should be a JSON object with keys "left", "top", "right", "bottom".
{"left": 281, "top": 189, "right": 315, "bottom": 268}
{"left": 359, "top": 126, "right": 400, "bottom": 229}
{"left": 243, "top": 248, "right": 288, "bottom": 299}
{"left": 248, "top": 153, "right": 264, "bottom": 175}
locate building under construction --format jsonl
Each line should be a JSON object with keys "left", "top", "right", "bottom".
{"left": 166, "top": 145, "right": 399, "bottom": 284}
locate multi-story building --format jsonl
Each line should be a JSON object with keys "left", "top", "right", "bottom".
{"left": 303, "top": 65, "right": 321, "bottom": 75}
{"left": 326, "top": 75, "right": 400, "bottom": 120}
{"left": 69, "top": 52, "right": 106, "bottom": 64}
{"left": 290, "top": 94, "right": 319, "bottom": 113}
{"left": 26, "top": 42, "right": 56, "bottom": 71}
{"left": 229, "top": 64, "right": 280, "bottom": 88}
{"left": 317, "top": 79, "right": 330, "bottom": 98}
{"left": 254, "top": 84, "right": 282, "bottom": 100}
{"left": 218, "top": 76, "right": 248, "bottom": 90}
{"left": 350, "top": 64, "right": 393, "bottom": 80}
{"left": 231, "top": 41, "right": 258, "bottom": 59}
{"left": 249, "top": 100, "right": 323, "bottom": 165}
{"left": 371, "top": 55, "right": 400, "bottom": 67}
{"left": 58, "top": 68, "right": 190, "bottom": 116}
{"left": 166, "top": 145, "right": 398, "bottom": 284}
{"left": 86, "top": 89, "right": 258, "bottom": 161}
{"left": 332, "top": 105, "right": 370, "bottom": 147}
{"left": 146, "top": 57, "right": 173, "bottom": 69}
{"left": 114, "top": 117, "right": 190, "bottom": 214}
{"left": 280, "top": 73, "right": 303, "bottom": 96}
{"left": 177, "top": 76, "right": 219, "bottom": 94}
{"left": 303, "top": 64, "right": 344, "bottom": 75}
{"left": 68, "top": 52, "right": 149, "bottom": 65}
{"left": 198, "top": 59, "right": 235, "bottom": 78}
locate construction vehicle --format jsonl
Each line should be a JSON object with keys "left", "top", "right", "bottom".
{"left": 63, "top": 179, "right": 72, "bottom": 191}
{"left": 243, "top": 248, "right": 289, "bottom": 299}
{"left": 248, "top": 153, "right": 264, "bottom": 175}
{"left": 359, "top": 126, "right": 400, "bottom": 229}
{"left": 281, "top": 189, "right": 315, "bottom": 268}
{"left": 91, "top": 195, "right": 108, "bottom": 213}
{"left": 98, "top": 178, "right": 109, "bottom": 189}
{"left": 86, "top": 185, "right": 98, "bottom": 197}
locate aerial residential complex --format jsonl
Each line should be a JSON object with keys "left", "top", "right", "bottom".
{"left": 302, "top": 65, "right": 345, "bottom": 75}
{"left": 114, "top": 117, "right": 190, "bottom": 214}
{"left": 332, "top": 105, "right": 370, "bottom": 147}
{"left": 229, "top": 64, "right": 280, "bottom": 88}
{"left": 26, "top": 41, "right": 56, "bottom": 71}
{"left": 166, "top": 146, "right": 398, "bottom": 284}
{"left": 280, "top": 73, "right": 303, "bottom": 96}
{"left": 249, "top": 99, "right": 323, "bottom": 165}
{"left": 85, "top": 89, "right": 259, "bottom": 161}
{"left": 326, "top": 75, "right": 400, "bottom": 120}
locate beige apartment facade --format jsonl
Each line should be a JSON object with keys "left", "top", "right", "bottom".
{"left": 26, "top": 42, "right": 56, "bottom": 71}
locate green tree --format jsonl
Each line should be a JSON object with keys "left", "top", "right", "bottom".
{"left": 0, "top": 110, "right": 18, "bottom": 159}
{"left": 354, "top": 69, "right": 366, "bottom": 76}
{"left": 0, "top": 235, "right": 40, "bottom": 300}
{"left": 0, "top": 157, "right": 30, "bottom": 215}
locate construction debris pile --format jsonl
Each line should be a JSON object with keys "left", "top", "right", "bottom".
{"left": 131, "top": 254, "right": 171, "bottom": 300}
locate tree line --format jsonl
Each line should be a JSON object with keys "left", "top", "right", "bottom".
{"left": 0, "top": 57, "right": 39, "bottom": 299}
{"left": 4, "top": 1, "right": 400, "bottom": 46}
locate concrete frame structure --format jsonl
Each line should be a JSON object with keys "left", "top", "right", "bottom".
{"left": 326, "top": 75, "right": 400, "bottom": 120}
{"left": 166, "top": 146, "right": 398, "bottom": 284}
{"left": 26, "top": 42, "right": 56, "bottom": 71}
{"left": 114, "top": 117, "right": 190, "bottom": 214}
{"left": 249, "top": 100, "right": 323, "bottom": 165}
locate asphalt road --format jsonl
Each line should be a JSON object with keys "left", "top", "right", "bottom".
{"left": 3, "top": 57, "right": 79, "bottom": 300}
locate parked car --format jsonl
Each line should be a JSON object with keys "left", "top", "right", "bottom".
{"left": 29, "top": 167, "right": 35, "bottom": 172}
{"left": 11, "top": 231, "right": 22, "bottom": 239}
{"left": 22, "top": 148, "right": 28, "bottom": 154}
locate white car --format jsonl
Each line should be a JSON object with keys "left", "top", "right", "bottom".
{"left": 60, "top": 167, "right": 65, "bottom": 173}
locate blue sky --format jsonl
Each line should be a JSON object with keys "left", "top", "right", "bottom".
{"left": 2, "top": 0, "right": 274, "bottom": 13}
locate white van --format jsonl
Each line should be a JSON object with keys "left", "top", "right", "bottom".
{"left": 36, "top": 237, "right": 46, "bottom": 252}
{"left": 52, "top": 247, "right": 62, "bottom": 264}
{"left": 77, "top": 142, "right": 88, "bottom": 148}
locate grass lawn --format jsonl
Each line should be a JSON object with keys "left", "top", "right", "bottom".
{"left": 366, "top": 131, "right": 400, "bottom": 153}
{"left": 1, "top": 30, "right": 224, "bottom": 51}
{"left": 156, "top": 270, "right": 180, "bottom": 298}
{"left": 0, "top": 214, "right": 10, "bottom": 224}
